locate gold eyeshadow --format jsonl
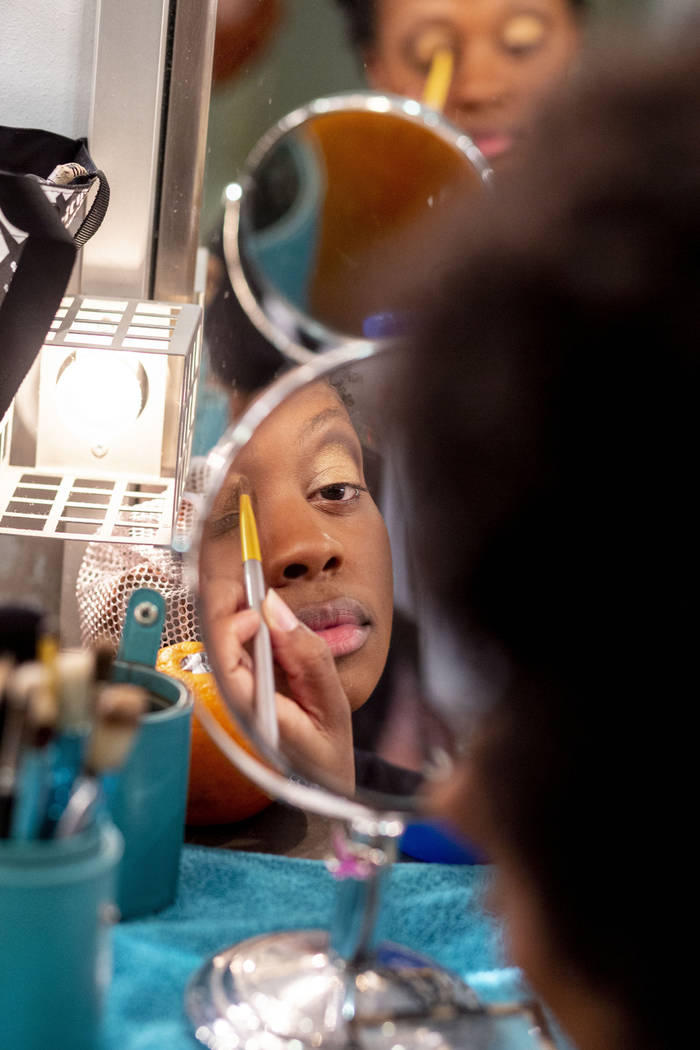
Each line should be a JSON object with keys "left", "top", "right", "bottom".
{"left": 501, "top": 12, "right": 547, "bottom": 52}
{"left": 402, "top": 22, "right": 460, "bottom": 72}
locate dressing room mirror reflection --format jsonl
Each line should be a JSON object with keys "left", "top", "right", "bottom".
{"left": 205, "top": 98, "right": 489, "bottom": 433}
{"left": 200, "top": 0, "right": 588, "bottom": 440}
{"left": 204, "top": 0, "right": 587, "bottom": 234}
{"left": 197, "top": 349, "right": 451, "bottom": 808}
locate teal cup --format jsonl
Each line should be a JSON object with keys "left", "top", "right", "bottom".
{"left": 0, "top": 822, "right": 123, "bottom": 1050}
{"left": 108, "top": 661, "right": 193, "bottom": 920}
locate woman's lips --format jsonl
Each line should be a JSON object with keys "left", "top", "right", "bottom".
{"left": 472, "top": 132, "right": 515, "bottom": 160}
{"left": 294, "top": 597, "right": 372, "bottom": 659}
{"left": 314, "top": 623, "right": 371, "bottom": 658}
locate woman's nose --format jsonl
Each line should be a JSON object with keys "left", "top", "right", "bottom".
{"left": 262, "top": 505, "right": 344, "bottom": 586}
{"left": 450, "top": 42, "right": 510, "bottom": 112}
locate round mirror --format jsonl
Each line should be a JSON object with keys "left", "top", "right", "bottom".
{"left": 190, "top": 340, "right": 452, "bottom": 816}
{"left": 222, "top": 91, "right": 490, "bottom": 361}
{"left": 184, "top": 342, "right": 555, "bottom": 1050}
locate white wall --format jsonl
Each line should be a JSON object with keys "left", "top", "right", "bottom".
{"left": 0, "top": 0, "right": 98, "bottom": 138}
{"left": 0, "top": 0, "right": 99, "bottom": 631}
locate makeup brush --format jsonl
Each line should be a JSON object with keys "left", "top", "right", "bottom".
{"left": 0, "top": 655, "right": 15, "bottom": 743}
{"left": 39, "top": 648, "right": 96, "bottom": 837}
{"left": 87, "top": 682, "right": 147, "bottom": 773}
{"left": 0, "top": 661, "right": 37, "bottom": 838}
{"left": 240, "top": 492, "right": 279, "bottom": 749}
{"left": 423, "top": 47, "right": 455, "bottom": 111}
{"left": 10, "top": 666, "right": 58, "bottom": 840}
{"left": 55, "top": 682, "right": 147, "bottom": 838}
{"left": 94, "top": 639, "right": 116, "bottom": 684}
{"left": 37, "top": 614, "right": 59, "bottom": 694}
{"left": 56, "top": 648, "right": 96, "bottom": 731}
{"left": 0, "top": 603, "right": 44, "bottom": 664}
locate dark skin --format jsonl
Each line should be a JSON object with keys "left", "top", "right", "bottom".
{"left": 199, "top": 381, "right": 394, "bottom": 794}
{"left": 358, "top": 0, "right": 582, "bottom": 169}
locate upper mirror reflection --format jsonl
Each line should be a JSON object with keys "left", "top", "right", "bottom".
{"left": 236, "top": 100, "right": 489, "bottom": 343}
{"left": 198, "top": 350, "right": 447, "bottom": 806}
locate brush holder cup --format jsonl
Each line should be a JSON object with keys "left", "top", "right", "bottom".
{"left": 0, "top": 822, "right": 123, "bottom": 1050}
{"left": 107, "top": 661, "right": 193, "bottom": 919}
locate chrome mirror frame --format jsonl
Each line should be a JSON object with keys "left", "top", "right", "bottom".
{"left": 183, "top": 332, "right": 557, "bottom": 1050}
{"left": 222, "top": 90, "right": 492, "bottom": 364}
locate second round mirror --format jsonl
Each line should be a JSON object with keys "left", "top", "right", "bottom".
{"left": 224, "top": 92, "right": 490, "bottom": 356}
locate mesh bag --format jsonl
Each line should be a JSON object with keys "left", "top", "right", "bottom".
{"left": 76, "top": 458, "right": 212, "bottom": 651}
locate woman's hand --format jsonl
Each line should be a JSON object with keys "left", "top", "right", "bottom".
{"left": 202, "top": 577, "right": 355, "bottom": 795}
{"left": 261, "top": 588, "right": 355, "bottom": 794}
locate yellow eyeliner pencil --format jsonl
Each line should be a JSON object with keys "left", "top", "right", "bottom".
{"left": 239, "top": 494, "right": 279, "bottom": 749}
{"left": 423, "top": 47, "right": 454, "bottom": 112}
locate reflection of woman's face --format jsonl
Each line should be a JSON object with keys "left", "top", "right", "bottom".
{"left": 366, "top": 0, "right": 580, "bottom": 169}
{"left": 202, "top": 381, "right": 394, "bottom": 711}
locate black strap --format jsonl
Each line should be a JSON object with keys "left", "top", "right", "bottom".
{"left": 0, "top": 127, "right": 111, "bottom": 419}
{"left": 0, "top": 127, "right": 110, "bottom": 246}
{"left": 74, "top": 169, "right": 110, "bottom": 247}
{"left": 0, "top": 173, "right": 76, "bottom": 421}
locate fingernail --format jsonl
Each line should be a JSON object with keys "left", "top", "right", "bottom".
{"left": 263, "top": 588, "right": 298, "bottom": 631}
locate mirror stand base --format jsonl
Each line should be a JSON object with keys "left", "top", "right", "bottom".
{"left": 186, "top": 929, "right": 512, "bottom": 1050}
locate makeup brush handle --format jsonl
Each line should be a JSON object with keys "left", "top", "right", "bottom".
{"left": 243, "top": 561, "right": 279, "bottom": 750}
{"left": 0, "top": 692, "right": 29, "bottom": 839}
{"left": 54, "top": 777, "right": 101, "bottom": 838}
{"left": 253, "top": 620, "right": 278, "bottom": 750}
{"left": 0, "top": 792, "right": 14, "bottom": 838}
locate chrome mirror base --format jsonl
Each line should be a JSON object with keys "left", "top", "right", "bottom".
{"left": 186, "top": 929, "right": 501, "bottom": 1050}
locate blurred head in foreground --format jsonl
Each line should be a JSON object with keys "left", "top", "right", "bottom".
{"left": 398, "top": 26, "right": 698, "bottom": 1050}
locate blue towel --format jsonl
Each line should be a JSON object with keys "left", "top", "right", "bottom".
{"left": 105, "top": 845, "right": 531, "bottom": 1050}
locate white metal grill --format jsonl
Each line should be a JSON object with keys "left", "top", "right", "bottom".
{"left": 0, "top": 294, "right": 202, "bottom": 545}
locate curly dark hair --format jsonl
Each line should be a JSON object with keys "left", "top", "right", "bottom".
{"left": 204, "top": 219, "right": 286, "bottom": 395}
{"left": 334, "top": 0, "right": 376, "bottom": 49}
{"left": 398, "top": 25, "right": 699, "bottom": 1050}
{"left": 334, "top": 0, "right": 587, "bottom": 51}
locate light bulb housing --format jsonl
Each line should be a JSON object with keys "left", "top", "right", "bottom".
{"left": 0, "top": 295, "right": 201, "bottom": 544}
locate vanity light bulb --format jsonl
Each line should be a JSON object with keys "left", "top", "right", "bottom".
{"left": 54, "top": 349, "right": 148, "bottom": 456}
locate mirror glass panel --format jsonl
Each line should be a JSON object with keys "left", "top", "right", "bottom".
{"left": 202, "top": 1, "right": 364, "bottom": 237}
{"left": 196, "top": 345, "right": 453, "bottom": 812}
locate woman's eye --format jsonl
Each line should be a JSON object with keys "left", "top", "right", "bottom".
{"left": 311, "top": 483, "right": 363, "bottom": 504}
{"left": 501, "top": 13, "right": 547, "bottom": 54}
{"left": 403, "top": 24, "right": 460, "bottom": 73}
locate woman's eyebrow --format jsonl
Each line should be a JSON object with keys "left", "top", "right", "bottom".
{"left": 210, "top": 475, "right": 243, "bottom": 518}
